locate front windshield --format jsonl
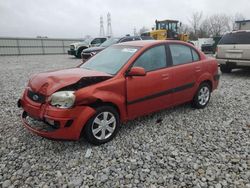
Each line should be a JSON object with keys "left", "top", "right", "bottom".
{"left": 81, "top": 38, "right": 91, "bottom": 43}
{"left": 81, "top": 45, "right": 140, "bottom": 75}
{"left": 100, "top": 38, "right": 120, "bottom": 47}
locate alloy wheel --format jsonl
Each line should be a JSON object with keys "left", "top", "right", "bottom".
{"left": 198, "top": 86, "right": 210, "bottom": 106}
{"left": 91, "top": 112, "right": 116, "bottom": 140}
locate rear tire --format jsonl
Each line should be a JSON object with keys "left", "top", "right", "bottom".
{"left": 220, "top": 64, "right": 232, "bottom": 73}
{"left": 84, "top": 106, "right": 120, "bottom": 145}
{"left": 192, "top": 83, "right": 211, "bottom": 109}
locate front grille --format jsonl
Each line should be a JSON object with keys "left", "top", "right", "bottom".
{"left": 27, "top": 90, "right": 46, "bottom": 103}
{"left": 70, "top": 45, "right": 75, "bottom": 50}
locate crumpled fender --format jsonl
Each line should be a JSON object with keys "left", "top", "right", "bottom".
{"left": 74, "top": 78, "right": 127, "bottom": 121}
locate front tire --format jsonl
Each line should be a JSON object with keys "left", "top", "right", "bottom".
{"left": 192, "top": 83, "right": 211, "bottom": 109}
{"left": 84, "top": 106, "right": 120, "bottom": 145}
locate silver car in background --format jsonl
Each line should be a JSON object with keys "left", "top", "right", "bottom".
{"left": 216, "top": 30, "right": 250, "bottom": 73}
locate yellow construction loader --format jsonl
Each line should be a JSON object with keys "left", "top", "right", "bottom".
{"left": 141, "top": 19, "right": 189, "bottom": 42}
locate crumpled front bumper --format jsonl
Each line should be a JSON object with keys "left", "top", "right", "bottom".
{"left": 18, "top": 96, "right": 96, "bottom": 140}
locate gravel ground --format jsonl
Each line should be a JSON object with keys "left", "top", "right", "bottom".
{"left": 0, "top": 54, "right": 250, "bottom": 188}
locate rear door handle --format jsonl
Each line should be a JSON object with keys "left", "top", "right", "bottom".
{"left": 162, "top": 73, "right": 169, "bottom": 80}
{"left": 195, "top": 67, "right": 201, "bottom": 72}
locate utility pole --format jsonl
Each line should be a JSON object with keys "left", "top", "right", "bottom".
{"left": 99, "top": 16, "right": 105, "bottom": 37}
{"left": 107, "top": 13, "right": 113, "bottom": 37}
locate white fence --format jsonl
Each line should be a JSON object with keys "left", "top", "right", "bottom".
{"left": 0, "top": 37, "right": 82, "bottom": 55}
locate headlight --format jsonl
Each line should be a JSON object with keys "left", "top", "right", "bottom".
{"left": 50, "top": 91, "right": 75, "bottom": 108}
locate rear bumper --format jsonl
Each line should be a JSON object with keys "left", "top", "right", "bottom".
{"left": 18, "top": 98, "right": 96, "bottom": 140}
{"left": 217, "top": 58, "right": 250, "bottom": 67}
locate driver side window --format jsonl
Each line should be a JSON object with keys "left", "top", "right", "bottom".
{"left": 133, "top": 45, "right": 167, "bottom": 72}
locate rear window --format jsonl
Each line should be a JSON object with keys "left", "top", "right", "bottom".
{"left": 219, "top": 32, "right": 250, "bottom": 45}
{"left": 169, "top": 44, "right": 193, "bottom": 65}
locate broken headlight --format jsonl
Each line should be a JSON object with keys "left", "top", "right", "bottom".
{"left": 50, "top": 91, "right": 75, "bottom": 108}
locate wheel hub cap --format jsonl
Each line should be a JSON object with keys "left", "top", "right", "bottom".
{"left": 92, "top": 112, "right": 116, "bottom": 140}
{"left": 198, "top": 86, "right": 210, "bottom": 106}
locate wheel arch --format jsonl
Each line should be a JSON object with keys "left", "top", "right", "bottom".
{"left": 76, "top": 46, "right": 88, "bottom": 57}
{"left": 200, "top": 80, "right": 212, "bottom": 90}
{"left": 197, "top": 73, "right": 214, "bottom": 91}
{"left": 77, "top": 45, "right": 88, "bottom": 51}
{"left": 80, "top": 99, "right": 121, "bottom": 142}
{"left": 88, "top": 99, "right": 121, "bottom": 118}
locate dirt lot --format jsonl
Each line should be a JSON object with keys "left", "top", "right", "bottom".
{"left": 0, "top": 55, "right": 249, "bottom": 188}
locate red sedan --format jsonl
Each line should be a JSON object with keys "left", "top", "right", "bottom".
{"left": 18, "top": 40, "right": 219, "bottom": 145}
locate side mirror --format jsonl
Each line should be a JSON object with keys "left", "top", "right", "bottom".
{"left": 126, "top": 67, "right": 146, "bottom": 77}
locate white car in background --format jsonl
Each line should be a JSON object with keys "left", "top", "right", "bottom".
{"left": 68, "top": 37, "right": 107, "bottom": 58}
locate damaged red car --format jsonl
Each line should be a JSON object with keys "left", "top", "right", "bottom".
{"left": 18, "top": 40, "right": 219, "bottom": 145}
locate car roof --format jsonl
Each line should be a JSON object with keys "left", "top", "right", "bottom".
{"left": 227, "top": 30, "right": 250, "bottom": 34}
{"left": 115, "top": 40, "right": 187, "bottom": 47}
{"left": 120, "top": 36, "right": 137, "bottom": 39}
{"left": 107, "top": 37, "right": 121, "bottom": 40}
{"left": 117, "top": 36, "right": 139, "bottom": 41}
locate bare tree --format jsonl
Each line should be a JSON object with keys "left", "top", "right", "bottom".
{"left": 231, "top": 13, "right": 245, "bottom": 30}
{"left": 234, "top": 13, "right": 245, "bottom": 21}
{"left": 189, "top": 11, "right": 203, "bottom": 39}
{"left": 179, "top": 23, "right": 191, "bottom": 34}
{"left": 199, "top": 19, "right": 210, "bottom": 38}
{"left": 204, "top": 14, "right": 231, "bottom": 36}
{"left": 186, "top": 12, "right": 245, "bottom": 39}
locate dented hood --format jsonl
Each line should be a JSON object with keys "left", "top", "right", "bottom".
{"left": 28, "top": 68, "right": 112, "bottom": 96}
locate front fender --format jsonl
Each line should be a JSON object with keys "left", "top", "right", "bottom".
{"left": 91, "top": 90, "right": 126, "bottom": 121}
{"left": 74, "top": 78, "right": 127, "bottom": 121}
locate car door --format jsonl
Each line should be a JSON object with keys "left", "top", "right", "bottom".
{"left": 126, "top": 45, "right": 173, "bottom": 119}
{"left": 168, "top": 44, "right": 199, "bottom": 105}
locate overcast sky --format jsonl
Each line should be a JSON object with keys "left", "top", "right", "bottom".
{"left": 0, "top": 0, "right": 249, "bottom": 38}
